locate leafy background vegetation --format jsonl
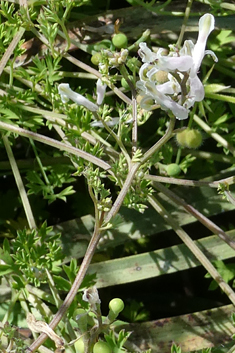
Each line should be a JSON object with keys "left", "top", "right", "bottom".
{"left": 1, "top": 0, "right": 235, "bottom": 352}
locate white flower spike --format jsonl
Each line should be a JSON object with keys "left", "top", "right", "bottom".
{"left": 58, "top": 83, "right": 98, "bottom": 112}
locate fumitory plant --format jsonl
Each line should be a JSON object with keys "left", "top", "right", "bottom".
{"left": 1, "top": 0, "right": 235, "bottom": 352}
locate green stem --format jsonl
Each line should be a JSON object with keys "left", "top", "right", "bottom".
{"left": 29, "top": 139, "right": 50, "bottom": 186}
{"left": 145, "top": 174, "right": 235, "bottom": 188}
{"left": 88, "top": 184, "right": 100, "bottom": 225}
{"left": 127, "top": 29, "right": 150, "bottom": 52}
{"left": 45, "top": 269, "right": 63, "bottom": 308}
{"left": 141, "top": 117, "right": 176, "bottom": 163}
{"left": 176, "top": 0, "right": 194, "bottom": 48}
{"left": 1, "top": 289, "right": 21, "bottom": 325}
{"left": 119, "top": 65, "right": 136, "bottom": 96}
{"left": 2, "top": 135, "right": 36, "bottom": 229}
{"left": 101, "top": 117, "right": 176, "bottom": 226}
{"left": 175, "top": 147, "right": 181, "bottom": 165}
{"left": 153, "top": 182, "right": 235, "bottom": 250}
{"left": 0, "top": 121, "right": 110, "bottom": 171}
{"left": 132, "top": 97, "right": 138, "bottom": 156}
{"left": 0, "top": 27, "right": 25, "bottom": 77}
{"left": 26, "top": 215, "right": 103, "bottom": 352}
{"left": 58, "top": 20, "right": 71, "bottom": 52}
{"left": 26, "top": 285, "right": 55, "bottom": 305}
{"left": 148, "top": 194, "right": 235, "bottom": 305}
{"left": 14, "top": 104, "right": 68, "bottom": 126}
{"left": 224, "top": 190, "right": 235, "bottom": 206}
{"left": 0, "top": 156, "right": 70, "bottom": 172}
{"left": 193, "top": 114, "right": 235, "bottom": 155}
{"left": 187, "top": 103, "right": 197, "bottom": 129}
{"left": 26, "top": 115, "right": 176, "bottom": 351}
{"left": 104, "top": 161, "right": 140, "bottom": 224}
{"left": 92, "top": 112, "right": 130, "bottom": 165}
{"left": 179, "top": 148, "right": 235, "bottom": 164}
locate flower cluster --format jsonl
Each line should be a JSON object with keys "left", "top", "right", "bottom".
{"left": 103, "top": 48, "right": 129, "bottom": 68}
{"left": 136, "top": 13, "right": 218, "bottom": 120}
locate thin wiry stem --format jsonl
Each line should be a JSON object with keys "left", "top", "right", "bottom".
{"left": 2, "top": 135, "right": 36, "bottom": 229}
{"left": 92, "top": 112, "right": 131, "bottom": 165}
{"left": 141, "top": 117, "right": 176, "bottom": 163}
{"left": 0, "top": 27, "right": 25, "bottom": 77}
{"left": 145, "top": 174, "right": 235, "bottom": 188}
{"left": 153, "top": 182, "right": 235, "bottom": 250}
{"left": 0, "top": 121, "right": 110, "bottom": 171}
{"left": 26, "top": 213, "right": 104, "bottom": 352}
{"left": 148, "top": 194, "right": 235, "bottom": 305}
{"left": 176, "top": 0, "right": 194, "bottom": 48}
{"left": 132, "top": 97, "right": 138, "bottom": 156}
{"left": 194, "top": 114, "right": 235, "bottom": 155}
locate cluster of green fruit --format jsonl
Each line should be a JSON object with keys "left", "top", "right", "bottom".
{"left": 91, "top": 31, "right": 128, "bottom": 66}
{"left": 166, "top": 129, "right": 203, "bottom": 177}
{"left": 74, "top": 298, "right": 124, "bottom": 353}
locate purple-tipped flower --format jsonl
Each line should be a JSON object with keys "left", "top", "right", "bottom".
{"left": 82, "top": 287, "right": 101, "bottom": 310}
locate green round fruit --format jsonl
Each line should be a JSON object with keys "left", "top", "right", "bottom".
{"left": 109, "top": 298, "right": 124, "bottom": 314}
{"left": 112, "top": 33, "right": 128, "bottom": 49}
{"left": 91, "top": 52, "right": 102, "bottom": 66}
{"left": 176, "top": 129, "right": 188, "bottom": 147}
{"left": 93, "top": 341, "right": 112, "bottom": 353}
{"left": 185, "top": 129, "right": 203, "bottom": 149}
{"left": 176, "top": 128, "right": 202, "bottom": 149}
{"left": 166, "top": 163, "right": 181, "bottom": 177}
{"left": 74, "top": 338, "right": 85, "bottom": 353}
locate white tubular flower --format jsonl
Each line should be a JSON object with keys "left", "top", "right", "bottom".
{"left": 157, "top": 55, "right": 193, "bottom": 72}
{"left": 191, "top": 13, "right": 217, "bottom": 77}
{"left": 144, "top": 81, "right": 188, "bottom": 119}
{"left": 137, "top": 13, "right": 217, "bottom": 120}
{"left": 58, "top": 83, "right": 98, "bottom": 112}
{"left": 96, "top": 79, "right": 107, "bottom": 105}
{"left": 91, "top": 118, "right": 120, "bottom": 127}
{"left": 188, "top": 75, "right": 205, "bottom": 103}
